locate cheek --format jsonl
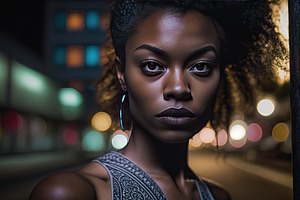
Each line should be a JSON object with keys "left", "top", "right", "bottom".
{"left": 192, "top": 73, "right": 220, "bottom": 113}
{"left": 125, "top": 69, "right": 162, "bottom": 118}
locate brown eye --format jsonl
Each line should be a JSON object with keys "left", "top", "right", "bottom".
{"left": 147, "top": 62, "right": 158, "bottom": 70}
{"left": 139, "top": 60, "right": 165, "bottom": 76}
{"left": 189, "top": 61, "right": 212, "bottom": 76}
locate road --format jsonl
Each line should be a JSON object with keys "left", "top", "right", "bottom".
{"left": 188, "top": 150, "right": 292, "bottom": 200}
{"left": 0, "top": 150, "right": 292, "bottom": 200}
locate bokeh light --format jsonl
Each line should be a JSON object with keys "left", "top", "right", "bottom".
{"left": 66, "top": 45, "right": 84, "bottom": 68}
{"left": 199, "top": 128, "right": 215, "bottom": 143}
{"left": 86, "top": 45, "right": 99, "bottom": 66}
{"left": 63, "top": 129, "right": 78, "bottom": 145}
{"left": 272, "top": 122, "right": 289, "bottom": 142}
{"left": 91, "top": 112, "right": 112, "bottom": 132}
{"left": 3, "top": 111, "right": 22, "bottom": 133}
{"left": 86, "top": 11, "right": 99, "bottom": 30}
{"left": 58, "top": 88, "right": 83, "bottom": 107}
{"left": 229, "top": 120, "right": 247, "bottom": 140}
{"left": 21, "top": 72, "right": 44, "bottom": 92}
{"left": 246, "top": 123, "right": 263, "bottom": 142}
{"left": 257, "top": 98, "right": 275, "bottom": 116}
{"left": 229, "top": 136, "right": 247, "bottom": 148}
{"left": 66, "top": 10, "right": 85, "bottom": 31}
{"left": 111, "top": 130, "right": 129, "bottom": 150}
{"left": 14, "top": 63, "right": 45, "bottom": 93}
{"left": 211, "top": 129, "right": 228, "bottom": 147}
{"left": 82, "top": 130, "right": 105, "bottom": 151}
{"left": 189, "top": 133, "right": 202, "bottom": 148}
{"left": 216, "top": 129, "right": 228, "bottom": 146}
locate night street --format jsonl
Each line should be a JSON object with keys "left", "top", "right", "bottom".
{"left": 0, "top": 150, "right": 292, "bottom": 200}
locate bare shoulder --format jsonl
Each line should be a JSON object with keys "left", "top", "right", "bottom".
{"left": 30, "top": 161, "right": 111, "bottom": 200}
{"left": 201, "top": 177, "right": 231, "bottom": 200}
{"left": 29, "top": 171, "right": 96, "bottom": 200}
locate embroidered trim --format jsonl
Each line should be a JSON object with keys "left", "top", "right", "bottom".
{"left": 94, "top": 151, "right": 167, "bottom": 200}
{"left": 93, "top": 151, "right": 215, "bottom": 200}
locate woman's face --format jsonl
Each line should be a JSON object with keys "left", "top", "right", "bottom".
{"left": 117, "top": 10, "right": 221, "bottom": 143}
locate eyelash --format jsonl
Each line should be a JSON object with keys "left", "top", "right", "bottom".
{"left": 138, "top": 59, "right": 213, "bottom": 77}
{"left": 188, "top": 61, "right": 213, "bottom": 76}
{"left": 139, "top": 60, "right": 165, "bottom": 76}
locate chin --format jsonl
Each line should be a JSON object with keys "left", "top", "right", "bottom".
{"left": 155, "top": 129, "right": 200, "bottom": 144}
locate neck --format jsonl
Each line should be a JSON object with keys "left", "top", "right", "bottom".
{"left": 120, "top": 123, "right": 190, "bottom": 178}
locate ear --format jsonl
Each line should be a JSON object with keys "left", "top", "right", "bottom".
{"left": 115, "top": 56, "right": 127, "bottom": 91}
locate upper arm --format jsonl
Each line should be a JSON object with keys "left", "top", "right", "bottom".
{"left": 29, "top": 172, "right": 96, "bottom": 200}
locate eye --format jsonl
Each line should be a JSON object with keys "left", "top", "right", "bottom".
{"left": 188, "top": 61, "right": 212, "bottom": 76}
{"left": 139, "top": 60, "right": 165, "bottom": 76}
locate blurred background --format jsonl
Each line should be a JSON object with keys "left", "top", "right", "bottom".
{"left": 0, "top": 0, "right": 291, "bottom": 199}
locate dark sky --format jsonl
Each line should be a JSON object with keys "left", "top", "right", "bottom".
{"left": 0, "top": 1, "right": 45, "bottom": 57}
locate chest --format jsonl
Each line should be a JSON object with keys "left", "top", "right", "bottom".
{"left": 93, "top": 151, "right": 214, "bottom": 200}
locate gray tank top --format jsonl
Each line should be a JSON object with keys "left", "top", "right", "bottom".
{"left": 93, "top": 151, "right": 215, "bottom": 200}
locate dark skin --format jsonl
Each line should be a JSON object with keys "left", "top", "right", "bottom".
{"left": 30, "top": 10, "right": 230, "bottom": 200}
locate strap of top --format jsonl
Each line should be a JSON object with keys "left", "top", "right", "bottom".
{"left": 93, "top": 151, "right": 167, "bottom": 200}
{"left": 93, "top": 151, "right": 215, "bottom": 200}
{"left": 195, "top": 179, "right": 216, "bottom": 200}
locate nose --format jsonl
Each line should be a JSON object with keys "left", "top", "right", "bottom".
{"left": 163, "top": 69, "right": 192, "bottom": 101}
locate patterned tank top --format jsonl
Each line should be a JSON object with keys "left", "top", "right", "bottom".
{"left": 93, "top": 151, "right": 215, "bottom": 200}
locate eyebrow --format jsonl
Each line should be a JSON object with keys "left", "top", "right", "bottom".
{"left": 134, "top": 44, "right": 169, "bottom": 58}
{"left": 134, "top": 44, "right": 218, "bottom": 62}
{"left": 185, "top": 46, "right": 218, "bottom": 63}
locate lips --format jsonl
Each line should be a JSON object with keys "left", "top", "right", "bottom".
{"left": 156, "top": 107, "right": 196, "bottom": 127}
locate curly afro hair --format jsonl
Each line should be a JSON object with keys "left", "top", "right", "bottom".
{"left": 96, "top": 0, "right": 288, "bottom": 132}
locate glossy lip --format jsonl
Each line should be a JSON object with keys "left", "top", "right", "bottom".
{"left": 156, "top": 107, "right": 196, "bottom": 127}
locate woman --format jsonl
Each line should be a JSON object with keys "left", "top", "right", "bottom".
{"left": 30, "top": 0, "right": 286, "bottom": 199}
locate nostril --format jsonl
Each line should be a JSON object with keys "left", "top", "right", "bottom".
{"left": 164, "top": 89, "right": 192, "bottom": 101}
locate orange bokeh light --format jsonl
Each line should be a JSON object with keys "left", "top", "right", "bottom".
{"left": 66, "top": 45, "right": 84, "bottom": 68}
{"left": 66, "top": 11, "right": 85, "bottom": 31}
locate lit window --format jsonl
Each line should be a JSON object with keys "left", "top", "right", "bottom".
{"left": 99, "top": 11, "right": 110, "bottom": 31}
{"left": 86, "top": 45, "right": 99, "bottom": 67}
{"left": 66, "top": 10, "right": 85, "bottom": 31}
{"left": 86, "top": 11, "right": 99, "bottom": 30}
{"left": 54, "top": 11, "right": 66, "bottom": 30}
{"left": 54, "top": 46, "right": 65, "bottom": 67}
{"left": 66, "top": 45, "right": 84, "bottom": 68}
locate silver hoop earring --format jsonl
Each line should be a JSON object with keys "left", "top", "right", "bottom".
{"left": 120, "top": 94, "right": 126, "bottom": 131}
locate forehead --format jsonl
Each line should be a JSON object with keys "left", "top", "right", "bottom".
{"left": 126, "top": 10, "right": 220, "bottom": 56}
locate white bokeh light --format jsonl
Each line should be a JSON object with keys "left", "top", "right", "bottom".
{"left": 229, "top": 120, "right": 247, "bottom": 140}
{"left": 112, "top": 134, "right": 128, "bottom": 149}
{"left": 230, "top": 125, "right": 246, "bottom": 140}
{"left": 257, "top": 98, "right": 275, "bottom": 116}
